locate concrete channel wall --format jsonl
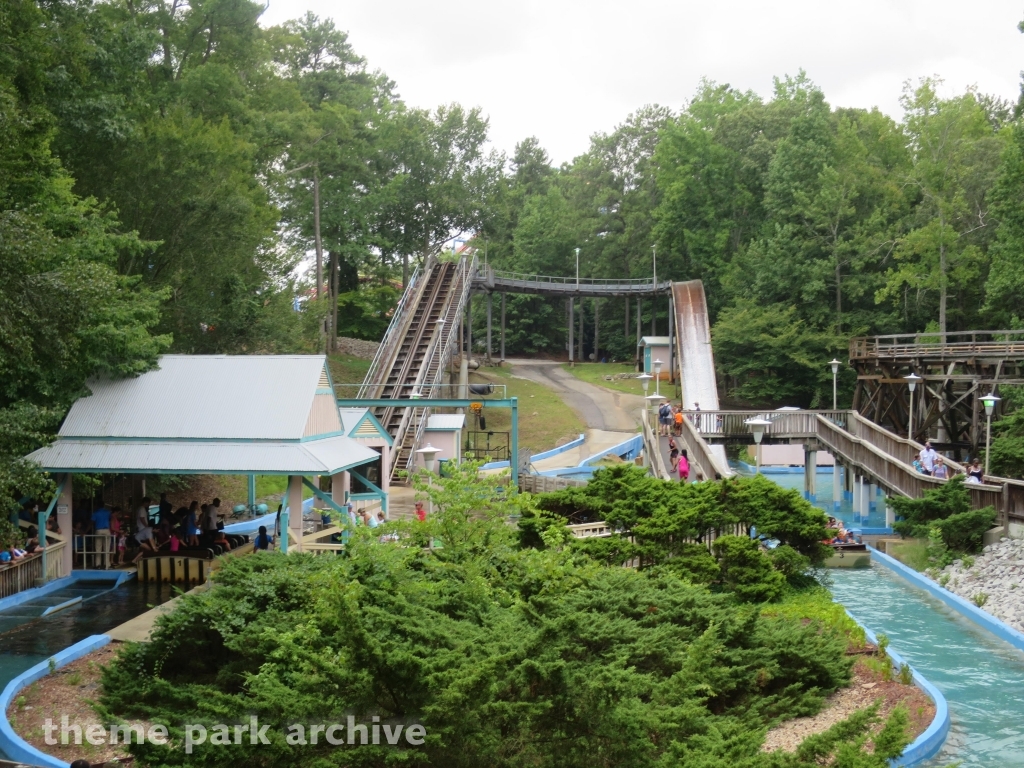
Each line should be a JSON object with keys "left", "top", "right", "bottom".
{"left": 0, "top": 635, "right": 112, "bottom": 768}
{"left": 842, "top": 610, "right": 950, "bottom": 766}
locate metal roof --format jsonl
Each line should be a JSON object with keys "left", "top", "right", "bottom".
{"left": 426, "top": 414, "right": 465, "bottom": 431}
{"left": 339, "top": 408, "right": 370, "bottom": 434}
{"left": 339, "top": 408, "right": 392, "bottom": 444}
{"left": 60, "top": 355, "right": 328, "bottom": 440}
{"left": 26, "top": 436, "right": 379, "bottom": 475}
{"left": 638, "top": 336, "right": 671, "bottom": 346}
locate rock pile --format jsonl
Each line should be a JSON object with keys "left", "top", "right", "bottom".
{"left": 934, "top": 537, "right": 1024, "bottom": 631}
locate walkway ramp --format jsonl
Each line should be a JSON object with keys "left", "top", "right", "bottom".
{"left": 671, "top": 281, "right": 732, "bottom": 478}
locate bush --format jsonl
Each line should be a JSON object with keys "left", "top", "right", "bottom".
{"left": 713, "top": 535, "right": 786, "bottom": 603}
{"left": 935, "top": 508, "right": 997, "bottom": 552}
{"left": 769, "top": 544, "right": 812, "bottom": 585}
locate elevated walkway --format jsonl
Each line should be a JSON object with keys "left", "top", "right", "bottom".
{"left": 473, "top": 266, "right": 672, "bottom": 298}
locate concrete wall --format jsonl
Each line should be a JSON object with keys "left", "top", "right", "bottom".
{"left": 418, "top": 430, "right": 460, "bottom": 466}
{"left": 747, "top": 444, "right": 835, "bottom": 466}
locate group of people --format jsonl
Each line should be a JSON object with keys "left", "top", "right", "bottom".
{"left": 79, "top": 493, "right": 231, "bottom": 568}
{"left": 912, "top": 441, "right": 985, "bottom": 483}
{"left": 657, "top": 401, "right": 701, "bottom": 437}
{"left": 824, "top": 517, "right": 858, "bottom": 545}
{"left": 665, "top": 437, "right": 690, "bottom": 481}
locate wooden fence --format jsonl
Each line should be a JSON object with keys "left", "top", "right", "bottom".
{"left": 0, "top": 540, "right": 67, "bottom": 599}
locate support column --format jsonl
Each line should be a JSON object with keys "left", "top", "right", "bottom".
{"left": 466, "top": 294, "right": 473, "bottom": 362}
{"left": 859, "top": 476, "right": 871, "bottom": 520}
{"left": 844, "top": 461, "right": 854, "bottom": 500}
{"left": 885, "top": 494, "right": 895, "bottom": 529}
{"left": 668, "top": 292, "right": 675, "bottom": 384}
{"left": 332, "top": 471, "right": 349, "bottom": 506}
{"left": 500, "top": 293, "right": 506, "bottom": 362}
{"left": 486, "top": 292, "right": 492, "bottom": 362}
{"left": 577, "top": 297, "right": 584, "bottom": 363}
{"left": 852, "top": 475, "right": 861, "bottom": 518}
{"left": 510, "top": 397, "right": 519, "bottom": 489}
{"left": 803, "top": 448, "right": 816, "bottom": 500}
{"left": 636, "top": 298, "right": 641, "bottom": 357}
{"left": 869, "top": 481, "right": 878, "bottom": 511}
{"left": 833, "top": 460, "right": 842, "bottom": 510}
{"left": 287, "top": 475, "right": 303, "bottom": 552}
{"left": 58, "top": 474, "right": 73, "bottom": 577}
{"left": 593, "top": 298, "right": 599, "bottom": 362}
{"left": 650, "top": 294, "right": 656, "bottom": 335}
{"left": 247, "top": 474, "right": 256, "bottom": 510}
{"left": 624, "top": 296, "right": 629, "bottom": 338}
{"left": 568, "top": 297, "right": 574, "bottom": 365}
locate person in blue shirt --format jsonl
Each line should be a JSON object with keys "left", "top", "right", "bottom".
{"left": 254, "top": 525, "right": 272, "bottom": 551}
{"left": 91, "top": 504, "right": 113, "bottom": 569}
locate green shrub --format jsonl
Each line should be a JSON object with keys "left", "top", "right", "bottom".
{"left": 769, "top": 544, "right": 812, "bottom": 585}
{"left": 898, "top": 663, "right": 913, "bottom": 685}
{"left": 713, "top": 535, "right": 786, "bottom": 603}
{"left": 936, "top": 508, "right": 998, "bottom": 552}
{"left": 973, "top": 592, "right": 989, "bottom": 607}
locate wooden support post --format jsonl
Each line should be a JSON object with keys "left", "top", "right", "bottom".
{"left": 58, "top": 474, "right": 73, "bottom": 577}
{"left": 804, "top": 448, "right": 816, "bottom": 500}
{"left": 624, "top": 296, "right": 629, "bottom": 338}
{"left": 578, "top": 296, "right": 584, "bottom": 363}
{"left": 466, "top": 293, "right": 473, "bottom": 361}
{"left": 500, "top": 293, "right": 506, "bottom": 362}
{"left": 569, "top": 297, "right": 574, "bottom": 366}
{"left": 635, "top": 297, "right": 641, "bottom": 367}
{"left": 593, "top": 298, "right": 599, "bottom": 362}
{"left": 486, "top": 292, "right": 492, "bottom": 362}
{"left": 287, "top": 475, "right": 303, "bottom": 552}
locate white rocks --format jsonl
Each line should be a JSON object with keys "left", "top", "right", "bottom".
{"left": 932, "top": 537, "right": 1024, "bottom": 632}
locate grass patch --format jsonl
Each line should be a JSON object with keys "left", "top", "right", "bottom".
{"left": 467, "top": 365, "right": 586, "bottom": 455}
{"left": 560, "top": 362, "right": 650, "bottom": 396}
{"left": 329, "top": 353, "right": 373, "bottom": 394}
{"left": 761, "top": 586, "right": 867, "bottom": 649}
{"left": 886, "top": 539, "right": 930, "bottom": 572}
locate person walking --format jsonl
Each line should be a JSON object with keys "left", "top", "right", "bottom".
{"left": 919, "top": 441, "right": 939, "bottom": 476}
{"left": 668, "top": 436, "right": 679, "bottom": 466}
{"left": 414, "top": 501, "right": 427, "bottom": 522}
{"left": 677, "top": 450, "right": 690, "bottom": 482}
{"left": 673, "top": 406, "right": 683, "bottom": 436}
{"left": 658, "top": 401, "right": 671, "bottom": 436}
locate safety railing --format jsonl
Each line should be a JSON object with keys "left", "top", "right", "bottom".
{"left": 485, "top": 269, "right": 673, "bottom": 293}
{"left": 850, "top": 330, "right": 1024, "bottom": 360}
{"left": 357, "top": 263, "right": 423, "bottom": 399}
{"left": 0, "top": 541, "right": 66, "bottom": 598}
{"left": 674, "top": 410, "right": 848, "bottom": 439}
{"left": 846, "top": 412, "right": 963, "bottom": 477}
{"left": 519, "top": 475, "right": 588, "bottom": 493}
{"left": 674, "top": 412, "right": 732, "bottom": 481}
{"left": 72, "top": 533, "right": 118, "bottom": 569}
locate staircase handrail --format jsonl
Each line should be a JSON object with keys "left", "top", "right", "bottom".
{"left": 488, "top": 269, "right": 672, "bottom": 291}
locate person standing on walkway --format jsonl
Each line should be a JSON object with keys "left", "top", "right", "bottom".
{"left": 919, "top": 441, "right": 939, "bottom": 476}
{"left": 91, "top": 502, "right": 113, "bottom": 569}
{"left": 673, "top": 406, "right": 684, "bottom": 436}
{"left": 678, "top": 450, "right": 690, "bottom": 482}
{"left": 692, "top": 402, "right": 701, "bottom": 433}
{"left": 668, "top": 436, "right": 679, "bottom": 466}
{"left": 658, "top": 401, "right": 671, "bottom": 436}
{"left": 414, "top": 501, "right": 427, "bottom": 522}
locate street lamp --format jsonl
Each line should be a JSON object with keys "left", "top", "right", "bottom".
{"left": 904, "top": 373, "right": 922, "bottom": 440}
{"left": 415, "top": 443, "right": 439, "bottom": 474}
{"left": 829, "top": 359, "right": 841, "bottom": 411}
{"left": 653, "top": 358, "right": 663, "bottom": 396}
{"left": 646, "top": 393, "right": 666, "bottom": 434}
{"left": 982, "top": 393, "right": 1001, "bottom": 476}
{"left": 638, "top": 372, "right": 653, "bottom": 394}
{"left": 745, "top": 418, "right": 772, "bottom": 474}
{"left": 575, "top": 247, "right": 580, "bottom": 289}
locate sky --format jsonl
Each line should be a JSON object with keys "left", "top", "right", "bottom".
{"left": 261, "top": 0, "right": 1024, "bottom": 165}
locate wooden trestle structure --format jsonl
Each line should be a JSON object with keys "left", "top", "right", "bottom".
{"left": 850, "top": 330, "right": 1024, "bottom": 458}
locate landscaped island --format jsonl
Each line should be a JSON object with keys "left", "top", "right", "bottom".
{"left": 10, "top": 466, "right": 933, "bottom": 767}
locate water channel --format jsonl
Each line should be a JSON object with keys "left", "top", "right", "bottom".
{"left": 0, "top": 578, "right": 176, "bottom": 761}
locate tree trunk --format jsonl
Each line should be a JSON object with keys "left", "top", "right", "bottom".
{"left": 938, "top": 213, "right": 947, "bottom": 337}
{"left": 578, "top": 298, "right": 584, "bottom": 362}
{"left": 594, "top": 298, "right": 600, "bottom": 362}
{"left": 835, "top": 256, "right": 842, "bottom": 337}
{"left": 624, "top": 296, "right": 629, "bottom": 338}
{"left": 331, "top": 251, "right": 339, "bottom": 353}
{"left": 402, "top": 253, "right": 409, "bottom": 287}
{"left": 313, "top": 167, "right": 323, "bottom": 300}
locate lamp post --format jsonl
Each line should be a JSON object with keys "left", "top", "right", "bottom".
{"left": 646, "top": 393, "right": 666, "bottom": 434}
{"left": 415, "top": 443, "right": 440, "bottom": 517}
{"left": 745, "top": 418, "right": 772, "bottom": 474}
{"left": 982, "top": 393, "right": 1001, "bottom": 476}
{"left": 575, "top": 247, "right": 580, "bottom": 290}
{"left": 653, "top": 358, "right": 663, "bottom": 396}
{"left": 829, "top": 359, "right": 841, "bottom": 411}
{"left": 904, "top": 373, "right": 922, "bottom": 440}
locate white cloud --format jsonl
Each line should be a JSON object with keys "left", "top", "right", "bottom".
{"left": 262, "top": 0, "right": 1024, "bottom": 163}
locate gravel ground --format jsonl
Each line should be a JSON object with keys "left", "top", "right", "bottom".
{"left": 762, "top": 660, "right": 934, "bottom": 753}
{"left": 934, "top": 537, "right": 1024, "bottom": 630}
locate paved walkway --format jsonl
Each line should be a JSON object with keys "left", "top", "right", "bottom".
{"left": 107, "top": 583, "right": 209, "bottom": 642}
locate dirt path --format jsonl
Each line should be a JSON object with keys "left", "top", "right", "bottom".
{"left": 504, "top": 360, "right": 646, "bottom": 431}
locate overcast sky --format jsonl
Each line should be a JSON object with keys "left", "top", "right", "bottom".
{"left": 261, "top": 0, "right": 1024, "bottom": 164}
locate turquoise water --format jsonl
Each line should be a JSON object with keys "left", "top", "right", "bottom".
{"left": 0, "top": 579, "right": 176, "bottom": 760}
{"left": 732, "top": 462, "right": 890, "bottom": 529}
{"left": 831, "top": 566, "right": 1024, "bottom": 766}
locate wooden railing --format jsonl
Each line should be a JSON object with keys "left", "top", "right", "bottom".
{"left": 846, "top": 412, "right": 963, "bottom": 476}
{"left": 850, "top": 330, "right": 1024, "bottom": 361}
{"left": 675, "top": 413, "right": 732, "bottom": 481}
{"left": 678, "top": 410, "right": 848, "bottom": 439}
{"left": 642, "top": 416, "right": 672, "bottom": 481}
{"left": 519, "top": 475, "right": 587, "bottom": 494}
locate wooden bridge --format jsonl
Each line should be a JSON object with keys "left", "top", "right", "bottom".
{"left": 661, "top": 408, "right": 1024, "bottom": 531}
{"left": 849, "top": 330, "right": 1024, "bottom": 457}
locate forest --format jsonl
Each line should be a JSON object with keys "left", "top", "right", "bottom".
{"left": 4, "top": 0, "right": 1024, "bottom": 510}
